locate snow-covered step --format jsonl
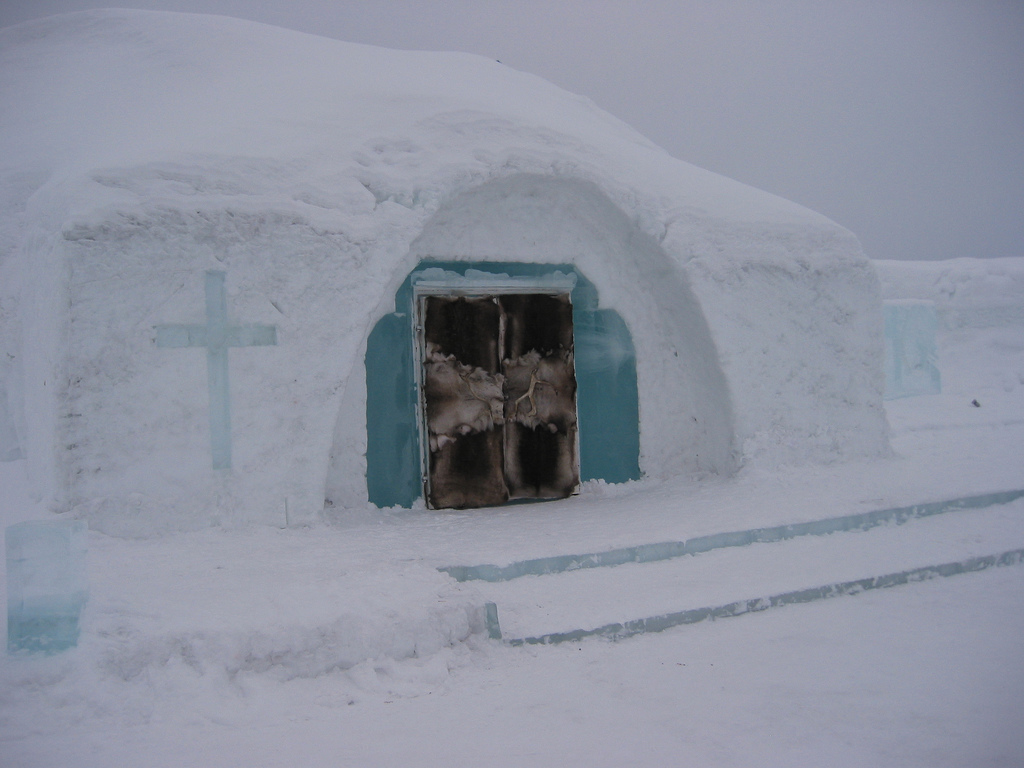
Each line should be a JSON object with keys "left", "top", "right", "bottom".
{"left": 473, "top": 498, "right": 1024, "bottom": 642}
{"left": 442, "top": 489, "right": 1024, "bottom": 582}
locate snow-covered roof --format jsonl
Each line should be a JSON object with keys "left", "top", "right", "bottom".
{"left": 0, "top": 8, "right": 843, "bottom": 239}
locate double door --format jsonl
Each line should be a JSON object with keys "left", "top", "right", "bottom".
{"left": 419, "top": 293, "right": 579, "bottom": 509}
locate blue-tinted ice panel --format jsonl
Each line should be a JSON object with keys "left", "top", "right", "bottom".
{"left": 6, "top": 520, "right": 88, "bottom": 654}
{"left": 884, "top": 301, "right": 940, "bottom": 400}
{"left": 155, "top": 270, "right": 277, "bottom": 470}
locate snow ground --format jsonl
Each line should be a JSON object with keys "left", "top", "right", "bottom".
{"left": 2, "top": 260, "right": 1023, "bottom": 767}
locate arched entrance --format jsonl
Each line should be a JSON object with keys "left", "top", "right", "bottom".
{"left": 365, "top": 262, "right": 641, "bottom": 508}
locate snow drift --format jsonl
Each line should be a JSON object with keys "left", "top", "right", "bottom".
{"left": 0, "top": 10, "right": 888, "bottom": 533}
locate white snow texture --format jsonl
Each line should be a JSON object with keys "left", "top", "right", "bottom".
{"left": 0, "top": 10, "right": 888, "bottom": 534}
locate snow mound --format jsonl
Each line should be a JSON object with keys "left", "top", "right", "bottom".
{"left": 1, "top": 9, "right": 887, "bottom": 531}
{"left": 0, "top": 526, "right": 488, "bottom": 728}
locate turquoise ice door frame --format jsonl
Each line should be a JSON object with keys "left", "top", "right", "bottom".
{"left": 155, "top": 271, "right": 277, "bottom": 470}
{"left": 364, "top": 261, "right": 640, "bottom": 509}
{"left": 411, "top": 271, "right": 580, "bottom": 506}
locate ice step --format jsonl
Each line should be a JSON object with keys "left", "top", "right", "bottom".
{"left": 442, "top": 489, "right": 1024, "bottom": 582}
{"left": 473, "top": 499, "right": 1024, "bottom": 641}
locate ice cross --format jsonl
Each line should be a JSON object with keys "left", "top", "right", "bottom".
{"left": 155, "top": 271, "right": 277, "bottom": 470}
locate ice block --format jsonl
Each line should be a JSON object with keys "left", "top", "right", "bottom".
{"left": 6, "top": 520, "right": 88, "bottom": 654}
{"left": 884, "top": 300, "right": 940, "bottom": 400}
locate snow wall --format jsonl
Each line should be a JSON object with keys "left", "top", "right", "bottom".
{"left": 0, "top": 10, "right": 889, "bottom": 534}
{"left": 875, "top": 258, "right": 1024, "bottom": 331}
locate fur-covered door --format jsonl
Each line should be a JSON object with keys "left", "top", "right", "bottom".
{"left": 421, "top": 294, "right": 579, "bottom": 509}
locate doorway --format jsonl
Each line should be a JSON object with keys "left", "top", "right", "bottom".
{"left": 417, "top": 292, "right": 579, "bottom": 509}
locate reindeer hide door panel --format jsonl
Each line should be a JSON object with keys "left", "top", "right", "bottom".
{"left": 501, "top": 294, "right": 578, "bottom": 500}
{"left": 420, "top": 292, "right": 579, "bottom": 509}
{"left": 422, "top": 296, "right": 507, "bottom": 509}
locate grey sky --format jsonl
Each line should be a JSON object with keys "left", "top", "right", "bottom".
{"left": 2, "top": 1, "right": 1021, "bottom": 261}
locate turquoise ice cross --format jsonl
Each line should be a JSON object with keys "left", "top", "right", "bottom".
{"left": 155, "top": 271, "right": 277, "bottom": 470}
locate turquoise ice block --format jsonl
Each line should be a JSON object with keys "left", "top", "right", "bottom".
{"left": 6, "top": 520, "right": 88, "bottom": 654}
{"left": 884, "top": 300, "right": 941, "bottom": 400}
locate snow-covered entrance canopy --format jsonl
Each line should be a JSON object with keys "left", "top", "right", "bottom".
{"left": 0, "top": 10, "right": 888, "bottom": 534}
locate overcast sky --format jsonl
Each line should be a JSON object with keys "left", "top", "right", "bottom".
{"left": 2, "top": 1, "right": 1022, "bottom": 261}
